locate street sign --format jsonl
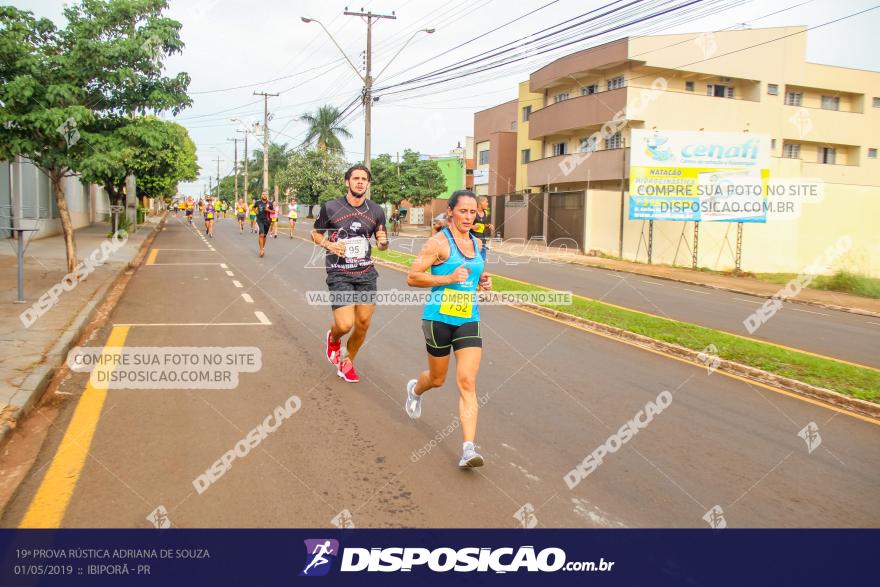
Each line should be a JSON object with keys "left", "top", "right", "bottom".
{"left": 110, "top": 205, "right": 124, "bottom": 213}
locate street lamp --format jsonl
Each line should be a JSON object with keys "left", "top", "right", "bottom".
{"left": 302, "top": 15, "right": 434, "bottom": 176}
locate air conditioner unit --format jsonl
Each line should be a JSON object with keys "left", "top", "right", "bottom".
{"left": 719, "top": 76, "right": 732, "bottom": 82}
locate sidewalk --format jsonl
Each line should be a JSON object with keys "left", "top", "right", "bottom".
{"left": 0, "top": 217, "right": 160, "bottom": 440}
{"left": 488, "top": 239, "right": 880, "bottom": 316}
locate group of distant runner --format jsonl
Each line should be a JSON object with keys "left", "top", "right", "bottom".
{"left": 173, "top": 193, "right": 299, "bottom": 256}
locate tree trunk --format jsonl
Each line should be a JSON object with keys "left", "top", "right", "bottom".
{"left": 307, "top": 204, "right": 314, "bottom": 219}
{"left": 50, "top": 170, "right": 78, "bottom": 273}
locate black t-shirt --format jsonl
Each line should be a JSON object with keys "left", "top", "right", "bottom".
{"left": 314, "top": 196, "right": 387, "bottom": 276}
{"left": 472, "top": 210, "right": 491, "bottom": 243}
{"left": 254, "top": 199, "right": 274, "bottom": 221}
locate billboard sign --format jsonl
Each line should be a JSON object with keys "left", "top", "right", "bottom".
{"left": 628, "top": 130, "right": 771, "bottom": 222}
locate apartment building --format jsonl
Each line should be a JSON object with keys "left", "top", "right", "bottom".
{"left": 476, "top": 26, "right": 880, "bottom": 275}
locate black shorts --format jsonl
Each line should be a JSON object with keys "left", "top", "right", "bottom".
{"left": 422, "top": 320, "right": 482, "bottom": 357}
{"left": 327, "top": 272, "right": 378, "bottom": 310}
{"left": 185, "top": 210, "right": 193, "bottom": 216}
{"left": 257, "top": 218, "right": 270, "bottom": 235}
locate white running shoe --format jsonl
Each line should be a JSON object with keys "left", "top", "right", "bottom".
{"left": 459, "top": 442, "right": 484, "bottom": 468}
{"left": 405, "top": 379, "right": 421, "bottom": 419}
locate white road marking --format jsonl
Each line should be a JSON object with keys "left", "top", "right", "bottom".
{"left": 641, "top": 280, "right": 664, "bottom": 286}
{"left": 731, "top": 297, "right": 763, "bottom": 304}
{"left": 225, "top": 271, "right": 235, "bottom": 277}
{"left": 232, "top": 280, "right": 243, "bottom": 288}
{"left": 220, "top": 263, "right": 228, "bottom": 269}
{"left": 254, "top": 311, "right": 272, "bottom": 325}
{"left": 868, "top": 321, "right": 880, "bottom": 327}
{"left": 241, "top": 293, "right": 254, "bottom": 303}
{"left": 682, "top": 288, "right": 710, "bottom": 295}
{"left": 791, "top": 308, "right": 830, "bottom": 317}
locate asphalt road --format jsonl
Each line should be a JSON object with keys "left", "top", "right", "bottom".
{"left": 2, "top": 215, "right": 878, "bottom": 529}
{"left": 378, "top": 231, "right": 880, "bottom": 369}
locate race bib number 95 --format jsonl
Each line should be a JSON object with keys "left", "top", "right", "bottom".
{"left": 343, "top": 237, "right": 369, "bottom": 259}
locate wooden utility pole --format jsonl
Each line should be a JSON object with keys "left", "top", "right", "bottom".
{"left": 228, "top": 138, "right": 241, "bottom": 200}
{"left": 343, "top": 9, "right": 396, "bottom": 173}
{"left": 253, "top": 91, "right": 278, "bottom": 193}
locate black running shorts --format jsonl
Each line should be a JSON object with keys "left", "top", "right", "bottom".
{"left": 422, "top": 319, "right": 482, "bottom": 357}
{"left": 257, "top": 218, "right": 270, "bottom": 235}
{"left": 327, "top": 272, "right": 378, "bottom": 310}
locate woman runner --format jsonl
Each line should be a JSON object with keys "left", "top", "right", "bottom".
{"left": 404, "top": 190, "right": 492, "bottom": 468}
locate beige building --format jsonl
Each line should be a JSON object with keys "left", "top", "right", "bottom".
{"left": 476, "top": 26, "right": 880, "bottom": 276}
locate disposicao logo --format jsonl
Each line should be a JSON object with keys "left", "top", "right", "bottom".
{"left": 300, "top": 539, "right": 339, "bottom": 577}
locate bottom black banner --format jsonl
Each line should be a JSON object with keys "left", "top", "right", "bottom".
{"left": 0, "top": 529, "right": 874, "bottom": 585}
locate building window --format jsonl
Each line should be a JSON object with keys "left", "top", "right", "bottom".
{"left": 868, "top": 148, "right": 878, "bottom": 159}
{"left": 478, "top": 150, "right": 489, "bottom": 165}
{"left": 771, "top": 138, "right": 777, "bottom": 149}
{"left": 605, "top": 132, "right": 622, "bottom": 150}
{"left": 785, "top": 91, "right": 802, "bottom": 106}
{"left": 685, "top": 81, "right": 694, "bottom": 92}
{"left": 581, "top": 84, "right": 598, "bottom": 96}
{"left": 607, "top": 76, "right": 625, "bottom": 90}
{"left": 579, "top": 136, "right": 598, "bottom": 153}
{"left": 553, "top": 142, "right": 568, "bottom": 156}
{"left": 707, "top": 84, "right": 734, "bottom": 98}
{"left": 873, "top": 97, "right": 880, "bottom": 108}
{"left": 521, "top": 149, "right": 531, "bottom": 164}
{"left": 522, "top": 105, "right": 531, "bottom": 121}
{"left": 768, "top": 83, "right": 779, "bottom": 95}
{"left": 783, "top": 143, "right": 800, "bottom": 159}
{"left": 818, "top": 147, "right": 836, "bottom": 164}
{"left": 554, "top": 93, "right": 570, "bottom": 103}
{"left": 821, "top": 95, "right": 840, "bottom": 111}
{"left": 511, "top": 121, "right": 517, "bottom": 131}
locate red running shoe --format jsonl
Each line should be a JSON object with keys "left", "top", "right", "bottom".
{"left": 326, "top": 330, "right": 341, "bottom": 365}
{"left": 336, "top": 358, "right": 359, "bottom": 383}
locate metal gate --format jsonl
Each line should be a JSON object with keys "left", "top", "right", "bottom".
{"left": 490, "top": 195, "right": 505, "bottom": 239}
{"left": 527, "top": 192, "right": 545, "bottom": 240}
{"left": 547, "top": 191, "right": 584, "bottom": 251}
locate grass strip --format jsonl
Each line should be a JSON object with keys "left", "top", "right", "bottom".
{"left": 374, "top": 248, "right": 880, "bottom": 402}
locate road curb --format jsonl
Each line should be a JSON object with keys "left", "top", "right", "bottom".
{"left": 490, "top": 250, "right": 880, "bottom": 319}
{"left": 0, "top": 216, "right": 165, "bottom": 446}
{"left": 371, "top": 256, "right": 880, "bottom": 421}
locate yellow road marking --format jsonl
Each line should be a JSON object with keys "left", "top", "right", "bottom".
{"left": 19, "top": 326, "right": 130, "bottom": 528}
{"left": 145, "top": 249, "right": 158, "bottom": 265}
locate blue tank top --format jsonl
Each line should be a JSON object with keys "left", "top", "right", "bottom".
{"left": 422, "top": 228, "right": 484, "bottom": 326}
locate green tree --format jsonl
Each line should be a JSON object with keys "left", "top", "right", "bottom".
{"left": 299, "top": 105, "right": 353, "bottom": 154}
{"left": 0, "top": 1, "right": 191, "bottom": 271}
{"left": 79, "top": 117, "right": 198, "bottom": 205}
{"left": 368, "top": 153, "right": 401, "bottom": 206}
{"left": 400, "top": 150, "right": 446, "bottom": 207}
{"left": 276, "top": 149, "right": 347, "bottom": 217}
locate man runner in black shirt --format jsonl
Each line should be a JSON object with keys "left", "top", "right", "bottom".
{"left": 311, "top": 164, "right": 388, "bottom": 383}
{"left": 471, "top": 195, "right": 494, "bottom": 260}
{"left": 254, "top": 190, "right": 274, "bottom": 258}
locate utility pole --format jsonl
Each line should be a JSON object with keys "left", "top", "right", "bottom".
{"left": 342, "top": 9, "right": 396, "bottom": 173}
{"left": 215, "top": 156, "right": 222, "bottom": 200}
{"left": 208, "top": 176, "right": 212, "bottom": 198}
{"left": 253, "top": 92, "right": 278, "bottom": 194}
{"left": 302, "top": 13, "right": 433, "bottom": 185}
{"left": 238, "top": 129, "right": 249, "bottom": 204}
{"left": 228, "top": 138, "right": 241, "bottom": 201}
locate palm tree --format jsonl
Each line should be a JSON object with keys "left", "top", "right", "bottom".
{"left": 299, "top": 105, "right": 353, "bottom": 154}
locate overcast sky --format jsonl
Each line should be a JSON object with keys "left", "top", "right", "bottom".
{"left": 18, "top": 0, "right": 880, "bottom": 197}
